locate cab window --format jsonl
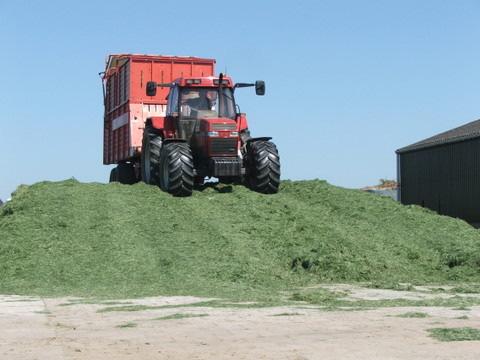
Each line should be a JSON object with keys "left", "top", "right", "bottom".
{"left": 166, "top": 85, "right": 179, "bottom": 116}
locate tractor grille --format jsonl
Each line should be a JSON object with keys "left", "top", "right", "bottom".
{"left": 211, "top": 123, "right": 237, "bottom": 131}
{"left": 210, "top": 138, "right": 237, "bottom": 155}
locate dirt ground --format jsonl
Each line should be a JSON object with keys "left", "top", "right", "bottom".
{"left": 1, "top": 286, "right": 479, "bottom": 360}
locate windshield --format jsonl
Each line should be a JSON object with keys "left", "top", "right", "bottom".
{"left": 179, "top": 87, "right": 236, "bottom": 120}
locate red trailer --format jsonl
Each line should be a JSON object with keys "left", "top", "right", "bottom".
{"left": 102, "top": 54, "right": 215, "bottom": 164}
{"left": 101, "top": 53, "right": 280, "bottom": 196}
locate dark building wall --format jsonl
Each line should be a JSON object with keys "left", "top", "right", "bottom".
{"left": 398, "top": 137, "right": 480, "bottom": 223}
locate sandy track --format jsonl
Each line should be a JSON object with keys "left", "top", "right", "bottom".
{"left": 1, "top": 294, "right": 479, "bottom": 360}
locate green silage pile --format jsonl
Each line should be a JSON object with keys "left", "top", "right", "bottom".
{"left": 0, "top": 179, "right": 479, "bottom": 299}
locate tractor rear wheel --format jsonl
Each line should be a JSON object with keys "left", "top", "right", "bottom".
{"left": 141, "top": 126, "right": 163, "bottom": 185}
{"left": 246, "top": 140, "right": 281, "bottom": 194}
{"left": 159, "top": 142, "right": 194, "bottom": 196}
{"left": 117, "top": 163, "right": 137, "bottom": 184}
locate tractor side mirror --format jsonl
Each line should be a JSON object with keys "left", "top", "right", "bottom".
{"left": 255, "top": 80, "right": 265, "bottom": 96}
{"left": 146, "top": 81, "right": 157, "bottom": 96}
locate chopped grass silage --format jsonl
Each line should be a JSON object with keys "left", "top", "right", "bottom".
{"left": 1, "top": 179, "right": 480, "bottom": 300}
{"left": 153, "top": 313, "right": 208, "bottom": 321}
{"left": 287, "top": 288, "right": 480, "bottom": 310}
{"left": 428, "top": 327, "right": 480, "bottom": 342}
{"left": 271, "top": 312, "right": 303, "bottom": 316}
{"left": 116, "top": 322, "right": 137, "bottom": 328}
{"left": 396, "top": 312, "right": 430, "bottom": 318}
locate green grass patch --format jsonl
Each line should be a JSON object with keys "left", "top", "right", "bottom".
{"left": 290, "top": 288, "right": 348, "bottom": 304}
{"left": 34, "top": 310, "right": 51, "bottom": 314}
{"left": 449, "top": 284, "right": 480, "bottom": 294}
{"left": 153, "top": 313, "right": 208, "bottom": 321}
{"left": 1, "top": 179, "right": 480, "bottom": 301}
{"left": 287, "top": 288, "right": 480, "bottom": 310}
{"left": 271, "top": 312, "right": 303, "bottom": 316}
{"left": 396, "top": 311, "right": 429, "bottom": 318}
{"left": 98, "top": 304, "right": 161, "bottom": 313}
{"left": 97, "top": 299, "right": 279, "bottom": 313}
{"left": 428, "top": 327, "right": 480, "bottom": 341}
{"left": 116, "top": 322, "right": 137, "bottom": 328}
{"left": 366, "top": 282, "right": 414, "bottom": 291}
{"left": 59, "top": 299, "right": 134, "bottom": 307}
{"left": 456, "top": 315, "right": 469, "bottom": 320}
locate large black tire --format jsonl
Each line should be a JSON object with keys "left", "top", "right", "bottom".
{"left": 141, "top": 126, "right": 163, "bottom": 185}
{"left": 109, "top": 167, "right": 118, "bottom": 183}
{"left": 246, "top": 140, "right": 281, "bottom": 194}
{"left": 117, "top": 163, "right": 137, "bottom": 184}
{"left": 158, "top": 142, "right": 194, "bottom": 197}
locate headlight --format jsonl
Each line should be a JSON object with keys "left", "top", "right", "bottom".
{"left": 230, "top": 131, "right": 239, "bottom": 137}
{"left": 207, "top": 131, "right": 219, "bottom": 137}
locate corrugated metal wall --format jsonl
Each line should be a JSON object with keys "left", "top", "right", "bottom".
{"left": 399, "top": 137, "right": 480, "bottom": 223}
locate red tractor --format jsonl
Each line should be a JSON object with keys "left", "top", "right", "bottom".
{"left": 102, "top": 54, "right": 280, "bottom": 196}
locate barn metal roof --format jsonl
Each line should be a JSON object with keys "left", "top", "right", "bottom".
{"left": 396, "top": 118, "right": 480, "bottom": 154}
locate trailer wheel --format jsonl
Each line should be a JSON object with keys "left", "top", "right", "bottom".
{"left": 159, "top": 142, "right": 194, "bottom": 197}
{"left": 246, "top": 140, "right": 281, "bottom": 194}
{"left": 109, "top": 168, "right": 118, "bottom": 183}
{"left": 141, "top": 127, "right": 163, "bottom": 185}
{"left": 117, "top": 163, "right": 137, "bottom": 185}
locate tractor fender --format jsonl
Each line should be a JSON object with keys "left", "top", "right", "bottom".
{"left": 148, "top": 116, "right": 165, "bottom": 130}
{"left": 244, "top": 137, "right": 272, "bottom": 151}
{"left": 246, "top": 137, "right": 272, "bottom": 144}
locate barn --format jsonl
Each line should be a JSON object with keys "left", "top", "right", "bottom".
{"left": 396, "top": 119, "right": 480, "bottom": 224}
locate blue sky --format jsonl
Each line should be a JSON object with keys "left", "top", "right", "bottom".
{"left": 0, "top": 1, "right": 479, "bottom": 200}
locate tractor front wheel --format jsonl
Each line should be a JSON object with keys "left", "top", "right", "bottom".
{"left": 159, "top": 142, "right": 194, "bottom": 196}
{"left": 245, "top": 140, "right": 281, "bottom": 194}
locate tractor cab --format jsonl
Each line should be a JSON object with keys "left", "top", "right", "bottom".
{"left": 179, "top": 88, "right": 224, "bottom": 119}
{"left": 167, "top": 78, "right": 238, "bottom": 144}
{"left": 176, "top": 80, "right": 237, "bottom": 120}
